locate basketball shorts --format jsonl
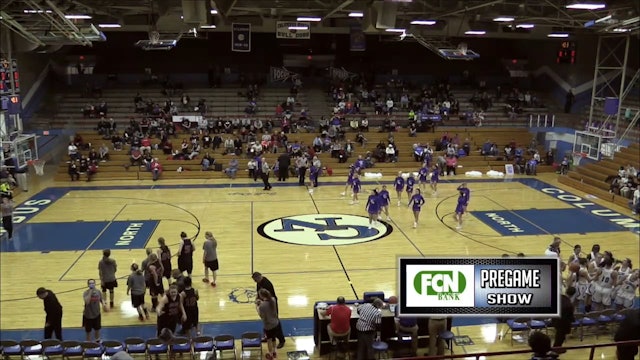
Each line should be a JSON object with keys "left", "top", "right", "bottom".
{"left": 592, "top": 285, "right": 613, "bottom": 306}
{"left": 614, "top": 290, "right": 635, "bottom": 308}
{"left": 101, "top": 280, "right": 118, "bottom": 292}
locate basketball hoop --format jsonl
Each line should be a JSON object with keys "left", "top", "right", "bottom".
{"left": 457, "top": 42, "right": 468, "bottom": 56}
{"left": 572, "top": 152, "right": 586, "bottom": 167}
{"left": 30, "top": 159, "right": 46, "bottom": 176}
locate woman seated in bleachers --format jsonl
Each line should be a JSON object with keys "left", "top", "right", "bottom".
{"left": 201, "top": 153, "right": 214, "bottom": 171}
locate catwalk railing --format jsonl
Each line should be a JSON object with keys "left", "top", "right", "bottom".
{"left": 398, "top": 339, "right": 640, "bottom": 360}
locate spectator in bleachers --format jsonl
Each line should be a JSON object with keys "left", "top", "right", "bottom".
{"left": 620, "top": 175, "right": 637, "bottom": 199}
{"left": 68, "top": 161, "right": 80, "bottom": 181}
{"left": 68, "top": 142, "right": 79, "bottom": 162}
{"left": 150, "top": 158, "right": 162, "bottom": 181}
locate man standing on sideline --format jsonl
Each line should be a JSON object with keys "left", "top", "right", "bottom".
{"left": 551, "top": 287, "right": 575, "bottom": 352}
{"left": 355, "top": 298, "right": 383, "bottom": 360}
{"left": 83, "top": 279, "right": 106, "bottom": 341}
{"left": 252, "top": 272, "right": 285, "bottom": 348}
{"left": 428, "top": 316, "right": 447, "bottom": 356}
{"left": 296, "top": 155, "right": 308, "bottom": 185}
{"left": 36, "top": 287, "right": 63, "bottom": 340}
{"left": 615, "top": 308, "right": 640, "bottom": 360}
{"left": 260, "top": 157, "right": 272, "bottom": 190}
{"left": 1, "top": 196, "right": 14, "bottom": 239}
{"left": 98, "top": 249, "right": 118, "bottom": 309}
{"left": 202, "top": 231, "right": 218, "bottom": 287}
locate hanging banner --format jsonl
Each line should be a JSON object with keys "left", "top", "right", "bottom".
{"left": 276, "top": 22, "right": 311, "bottom": 39}
{"left": 232, "top": 23, "right": 251, "bottom": 52}
{"left": 270, "top": 67, "right": 298, "bottom": 82}
{"left": 328, "top": 67, "right": 357, "bottom": 80}
{"left": 349, "top": 23, "right": 366, "bottom": 51}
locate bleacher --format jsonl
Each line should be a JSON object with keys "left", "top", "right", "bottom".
{"left": 48, "top": 87, "right": 306, "bottom": 129}
{"left": 558, "top": 142, "right": 640, "bottom": 207}
{"left": 319, "top": 87, "right": 550, "bottom": 128}
{"left": 53, "top": 127, "right": 554, "bottom": 182}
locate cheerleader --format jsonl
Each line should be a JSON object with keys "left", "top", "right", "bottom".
{"left": 378, "top": 185, "right": 391, "bottom": 221}
{"left": 457, "top": 183, "right": 471, "bottom": 209}
{"left": 406, "top": 174, "right": 416, "bottom": 203}
{"left": 350, "top": 174, "right": 361, "bottom": 205}
{"left": 341, "top": 165, "right": 357, "bottom": 196}
{"left": 407, "top": 189, "right": 425, "bottom": 228}
{"left": 430, "top": 165, "right": 440, "bottom": 195}
{"left": 418, "top": 164, "right": 429, "bottom": 191}
{"left": 365, "top": 189, "right": 381, "bottom": 229}
{"left": 308, "top": 163, "right": 320, "bottom": 188}
{"left": 455, "top": 185, "right": 470, "bottom": 230}
{"left": 394, "top": 171, "right": 405, "bottom": 206}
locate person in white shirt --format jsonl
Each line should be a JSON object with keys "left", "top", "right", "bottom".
{"left": 385, "top": 144, "right": 396, "bottom": 162}
{"left": 68, "top": 142, "right": 79, "bottom": 161}
{"left": 386, "top": 99, "right": 394, "bottom": 114}
{"left": 631, "top": 188, "right": 640, "bottom": 215}
{"left": 544, "top": 237, "right": 562, "bottom": 257}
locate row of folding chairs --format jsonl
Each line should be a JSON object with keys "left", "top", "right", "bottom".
{"left": 503, "top": 308, "right": 635, "bottom": 346}
{"left": 0, "top": 332, "right": 265, "bottom": 360}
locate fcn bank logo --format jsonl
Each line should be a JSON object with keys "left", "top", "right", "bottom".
{"left": 413, "top": 271, "right": 467, "bottom": 300}
{"left": 403, "top": 265, "right": 475, "bottom": 308}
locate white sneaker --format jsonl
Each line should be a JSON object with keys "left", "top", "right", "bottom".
{"left": 456, "top": 225, "right": 462, "bottom": 230}
{"left": 397, "top": 201, "right": 401, "bottom": 207}
{"left": 349, "top": 201, "right": 355, "bottom": 205}
{"left": 340, "top": 192, "right": 346, "bottom": 196}
{"left": 413, "top": 222, "right": 417, "bottom": 228}
{"left": 368, "top": 225, "right": 372, "bottom": 229}
{"left": 386, "top": 216, "right": 391, "bottom": 221}
{"left": 633, "top": 211, "right": 638, "bottom": 215}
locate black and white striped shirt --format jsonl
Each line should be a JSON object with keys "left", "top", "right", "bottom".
{"left": 356, "top": 303, "right": 381, "bottom": 331}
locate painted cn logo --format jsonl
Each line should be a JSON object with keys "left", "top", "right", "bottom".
{"left": 258, "top": 214, "right": 393, "bottom": 246}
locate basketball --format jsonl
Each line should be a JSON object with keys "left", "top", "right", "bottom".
{"left": 388, "top": 295, "right": 398, "bottom": 304}
{"left": 569, "top": 263, "right": 580, "bottom": 272}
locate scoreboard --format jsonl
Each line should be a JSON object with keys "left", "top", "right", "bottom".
{"left": 399, "top": 257, "right": 560, "bottom": 317}
{"left": 556, "top": 41, "right": 577, "bottom": 64}
{"left": 0, "top": 59, "right": 20, "bottom": 95}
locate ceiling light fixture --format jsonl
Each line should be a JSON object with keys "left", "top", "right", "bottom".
{"left": 612, "top": 28, "right": 630, "bottom": 32}
{"left": 547, "top": 32, "right": 570, "bottom": 37}
{"left": 465, "top": 30, "right": 486, "bottom": 35}
{"left": 200, "top": 25, "right": 217, "bottom": 29}
{"left": 348, "top": 12, "right": 364, "bottom": 17}
{"left": 289, "top": 26, "right": 309, "bottom": 30}
{"left": 411, "top": 20, "right": 436, "bottom": 25}
{"left": 515, "top": 23, "right": 535, "bottom": 29}
{"left": 297, "top": 17, "right": 321, "bottom": 22}
{"left": 210, "top": 9, "right": 218, "bottom": 14}
{"left": 98, "top": 23, "right": 121, "bottom": 28}
{"left": 65, "top": 14, "right": 92, "bottom": 19}
{"left": 24, "top": 9, "right": 53, "bottom": 14}
{"left": 566, "top": 3, "right": 606, "bottom": 10}
{"left": 493, "top": 17, "right": 515, "bottom": 22}
{"left": 385, "top": 28, "right": 406, "bottom": 32}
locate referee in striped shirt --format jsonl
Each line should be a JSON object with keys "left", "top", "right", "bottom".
{"left": 356, "top": 298, "right": 383, "bottom": 360}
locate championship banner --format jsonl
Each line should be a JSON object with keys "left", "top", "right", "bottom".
{"left": 231, "top": 23, "right": 251, "bottom": 52}
{"left": 328, "top": 67, "right": 356, "bottom": 80}
{"left": 399, "top": 257, "right": 561, "bottom": 317}
{"left": 349, "top": 23, "right": 366, "bottom": 51}
{"left": 276, "top": 21, "right": 311, "bottom": 39}
{"left": 270, "top": 67, "right": 297, "bottom": 82}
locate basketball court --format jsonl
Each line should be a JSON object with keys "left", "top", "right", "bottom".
{"left": 0, "top": 174, "right": 638, "bottom": 357}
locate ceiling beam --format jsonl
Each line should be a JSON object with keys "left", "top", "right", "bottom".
{"left": 324, "top": 0, "right": 353, "bottom": 19}
{"left": 433, "top": 0, "right": 504, "bottom": 19}
{"left": 44, "top": 0, "right": 92, "bottom": 45}
{"left": 0, "top": 11, "right": 46, "bottom": 47}
{"left": 224, "top": 0, "right": 238, "bottom": 17}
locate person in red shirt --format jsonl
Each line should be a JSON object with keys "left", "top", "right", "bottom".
{"left": 140, "top": 137, "right": 152, "bottom": 154}
{"left": 151, "top": 158, "right": 163, "bottom": 181}
{"left": 321, "top": 296, "right": 352, "bottom": 343}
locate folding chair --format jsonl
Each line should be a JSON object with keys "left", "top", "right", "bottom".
{"left": 240, "top": 332, "right": 262, "bottom": 360}
{"left": 213, "top": 335, "right": 236, "bottom": 360}
{"left": 146, "top": 338, "right": 168, "bottom": 359}
{"left": 124, "top": 337, "right": 146, "bottom": 356}
{"left": 505, "top": 318, "right": 530, "bottom": 346}
{"left": 81, "top": 342, "right": 104, "bottom": 359}
{"left": 0, "top": 340, "right": 22, "bottom": 358}
{"left": 579, "top": 312, "right": 600, "bottom": 340}
{"left": 19, "top": 340, "right": 43, "bottom": 357}
{"left": 41, "top": 339, "right": 64, "bottom": 358}
{"left": 192, "top": 336, "right": 214, "bottom": 360}
{"left": 102, "top": 341, "right": 125, "bottom": 357}
{"left": 169, "top": 337, "right": 192, "bottom": 358}
{"left": 61, "top": 341, "right": 84, "bottom": 359}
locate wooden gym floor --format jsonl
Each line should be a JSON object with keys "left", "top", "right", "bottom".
{"left": 0, "top": 172, "right": 638, "bottom": 359}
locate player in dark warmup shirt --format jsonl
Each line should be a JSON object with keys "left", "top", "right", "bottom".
{"left": 37, "top": 287, "right": 63, "bottom": 340}
{"left": 179, "top": 277, "right": 200, "bottom": 336}
{"left": 156, "top": 284, "right": 186, "bottom": 336}
{"left": 177, "top": 232, "right": 194, "bottom": 277}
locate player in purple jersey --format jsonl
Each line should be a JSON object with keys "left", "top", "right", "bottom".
{"left": 350, "top": 174, "right": 361, "bottom": 205}
{"left": 308, "top": 164, "right": 320, "bottom": 188}
{"left": 418, "top": 164, "right": 429, "bottom": 191}
{"left": 378, "top": 185, "right": 391, "bottom": 221}
{"left": 341, "top": 165, "right": 357, "bottom": 196}
{"left": 394, "top": 171, "right": 405, "bottom": 206}
{"left": 408, "top": 189, "right": 426, "bottom": 228}
{"left": 365, "top": 189, "right": 381, "bottom": 229}
{"left": 430, "top": 164, "right": 440, "bottom": 195}
{"left": 455, "top": 183, "right": 470, "bottom": 230}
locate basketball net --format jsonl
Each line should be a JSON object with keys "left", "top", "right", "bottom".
{"left": 572, "top": 152, "right": 585, "bottom": 167}
{"left": 457, "top": 43, "right": 468, "bottom": 56}
{"left": 32, "top": 159, "right": 46, "bottom": 176}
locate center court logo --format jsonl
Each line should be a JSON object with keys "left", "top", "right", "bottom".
{"left": 413, "top": 271, "right": 467, "bottom": 300}
{"left": 257, "top": 214, "right": 393, "bottom": 246}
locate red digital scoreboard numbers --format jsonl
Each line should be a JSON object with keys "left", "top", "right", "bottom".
{"left": 556, "top": 41, "right": 577, "bottom": 64}
{"left": 0, "top": 59, "right": 20, "bottom": 95}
